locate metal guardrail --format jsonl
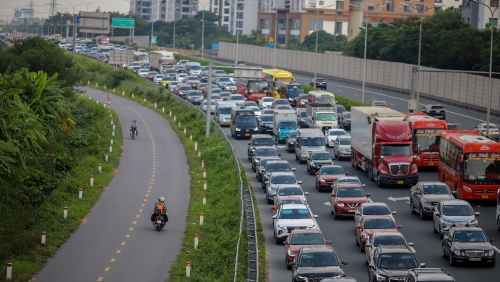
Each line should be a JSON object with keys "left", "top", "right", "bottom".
{"left": 84, "top": 76, "right": 258, "bottom": 281}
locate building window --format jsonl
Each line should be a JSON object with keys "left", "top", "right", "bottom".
{"left": 386, "top": 1, "right": 392, "bottom": 11}
{"left": 404, "top": 5, "right": 412, "bottom": 12}
{"left": 214, "top": 1, "right": 218, "bottom": 5}
{"left": 142, "top": 1, "right": 151, "bottom": 6}
{"left": 335, "top": 22, "right": 342, "bottom": 34}
{"left": 237, "top": 3, "right": 244, "bottom": 10}
{"left": 224, "top": 8, "right": 230, "bottom": 14}
{"left": 337, "top": 1, "right": 344, "bottom": 10}
{"left": 367, "top": 2, "right": 375, "bottom": 10}
{"left": 489, "top": 18, "right": 498, "bottom": 26}
{"left": 224, "top": 16, "right": 229, "bottom": 22}
{"left": 214, "top": 8, "right": 218, "bottom": 14}
{"left": 142, "top": 8, "right": 151, "bottom": 13}
{"left": 319, "top": 0, "right": 324, "bottom": 5}
{"left": 182, "top": 7, "right": 189, "bottom": 12}
{"left": 415, "top": 4, "right": 424, "bottom": 12}
{"left": 278, "top": 34, "right": 285, "bottom": 44}
{"left": 161, "top": 14, "right": 165, "bottom": 18}
{"left": 142, "top": 15, "right": 150, "bottom": 20}
{"left": 182, "top": 0, "right": 189, "bottom": 4}
{"left": 291, "top": 19, "right": 300, "bottom": 30}
{"left": 291, "top": 34, "right": 300, "bottom": 38}
{"left": 236, "top": 21, "right": 243, "bottom": 28}
{"left": 309, "top": 20, "right": 323, "bottom": 30}
{"left": 278, "top": 19, "right": 286, "bottom": 30}
{"left": 237, "top": 12, "right": 244, "bottom": 19}
{"left": 224, "top": 0, "right": 229, "bottom": 5}
{"left": 491, "top": 0, "right": 499, "bottom": 7}
{"left": 182, "top": 15, "right": 188, "bottom": 19}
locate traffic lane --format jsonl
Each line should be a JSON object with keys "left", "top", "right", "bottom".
{"left": 35, "top": 88, "right": 190, "bottom": 282}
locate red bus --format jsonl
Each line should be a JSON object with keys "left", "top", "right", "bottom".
{"left": 439, "top": 130, "right": 500, "bottom": 200}
{"left": 96, "top": 35, "right": 109, "bottom": 46}
{"left": 405, "top": 113, "right": 448, "bottom": 167}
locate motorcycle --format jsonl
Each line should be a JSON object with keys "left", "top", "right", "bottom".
{"left": 153, "top": 205, "right": 166, "bottom": 231}
{"left": 130, "top": 128, "right": 137, "bottom": 139}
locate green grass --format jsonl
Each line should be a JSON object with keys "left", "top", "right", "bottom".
{"left": 0, "top": 96, "right": 123, "bottom": 282}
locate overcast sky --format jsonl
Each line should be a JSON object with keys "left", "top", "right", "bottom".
{"left": 1, "top": 0, "right": 129, "bottom": 20}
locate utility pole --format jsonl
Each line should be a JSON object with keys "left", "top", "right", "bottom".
{"left": 28, "top": 0, "right": 35, "bottom": 25}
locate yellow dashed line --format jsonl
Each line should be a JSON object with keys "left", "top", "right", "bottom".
{"left": 141, "top": 204, "right": 145, "bottom": 207}
{"left": 129, "top": 227, "right": 134, "bottom": 231}
{"left": 144, "top": 199, "right": 147, "bottom": 202}
{"left": 133, "top": 221, "right": 137, "bottom": 224}
{"left": 104, "top": 267, "right": 110, "bottom": 271}
{"left": 97, "top": 277, "right": 103, "bottom": 281}
{"left": 150, "top": 182, "right": 153, "bottom": 185}
{"left": 116, "top": 250, "right": 121, "bottom": 254}
{"left": 147, "top": 190, "right": 151, "bottom": 193}
{"left": 126, "top": 234, "right": 130, "bottom": 238}
{"left": 146, "top": 194, "right": 149, "bottom": 197}
{"left": 121, "top": 242, "right": 126, "bottom": 246}
{"left": 110, "top": 258, "right": 116, "bottom": 262}
{"left": 139, "top": 209, "right": 143, "bottom": 212}
{"left": 136, "top": 215, "right": 140, "bottom": 218}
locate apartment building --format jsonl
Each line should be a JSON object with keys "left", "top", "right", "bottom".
{"left": 129, "top": 0, "right": 197, "bottom": 22}
{"left": 257, "top": 0, "right": 439, "bottom": 45}
{"left": 202, "top": 0, "right": 258, "bottom": 35}
{"left": 462, "top": 0, "right": 500, "bottom": 29}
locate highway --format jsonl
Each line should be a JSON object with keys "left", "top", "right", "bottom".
{"left": 34, "top": 87, "right": 190, "bottom": 281}
{"left": 211, "top": 75, "right": 500, "bottom": 281}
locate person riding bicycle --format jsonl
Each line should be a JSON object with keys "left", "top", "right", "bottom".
{"left": 130, "top": 120, "right": 138, "bottom": 136}
{"left": 151, "top": 197, "right": 168, "bottom": 226}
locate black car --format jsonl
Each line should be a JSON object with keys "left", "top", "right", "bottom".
{"left": 187, "top": 90, "right": 203, "bottom": 105}
{"left": 441, "top": 226, "right": 495, "bottom": 267}
{"left": 290, "top": 246, "right": 347, "bottom": 282}
{"left": 334, "top": 105, "right": 346, "bottom": 116}
{"left": 422, "top": 104, "right": 446, "bottom": 120}
{"left": 247, "top": 134, "right": 275, "bottom": 160}
{"left": 256, "top": 157, "right": 281, "bottom": 183}
{"left": 368, "top": 245, "right": 425, "bottom": 282}
{"left": 307, "top": 151, "right": 334, "bottom": 175}
{"left": 262, "top": 160, "right": 295, "bottom": 188}
{"left": 447, "top": 123, "right": 459, "bottom": 130}
{"left": 311, "top": 77, "right": 327, "bottom": 90}
{"left": 405, "top": 268, "right": 455, "bottom": 282}
{"left": 198, "top": 72, "right": 209, "bottom": 82}
{"left": 251, "top": 146, "right": 281, "bottom": 171}
{"left": 258, "top": 114, "right": 274, "bottom": 134}
{"left": 286, "top": 130, "right": 297, "bottom": 152}
{"left": 297, "top": 109, "right": 308, "bottom": 128}
{"left": 176, "top": 65, "right": 186, "bottom": 73}
{"left": 338, "top": 111, "right": 351, "bottom": 130}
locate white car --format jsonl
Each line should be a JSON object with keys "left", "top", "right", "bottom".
{"left": 325, "top": 129, "right": 348, "bottom": 147}
{"left": 224, "top": 82, "right": 237, "bottom": 92}
{"left": 154, "top": 74, "right": 165, "bottom": 85}
{"left": 274, "top": 184, "right": 309, "bottom": 205}
{"left": 176, "top": 73, "right": 188, "bottom": 82}
{"left": 273, "top": 204, "right": 319, "bottom": 244}
{"left": 75, "top": 46, "right": 83, "bottom": 53}
{"left": 259, "top": 97, "right": 275, "bottom": 109}
{"left": 169, "top": 81, "right": 181, "bottom": 91}
{"left": 229, "top": 94, "right": 245, "bottom": 107}
{"left": 202, "top": 99, "right": 216, "bottom": 113}
{"left": 333, "top": 135, "right": 352, "bottom": 160}
{"left": 249, "top": 106, "right": 261, "bottom": 117}
{"left": 138, "top": 69, "right": 149, "bottom": 78}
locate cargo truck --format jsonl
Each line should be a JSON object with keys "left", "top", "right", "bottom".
{"left": 273, "top": 109, "right": 298, "bottom": 143}
{"left": 108, "top": 50, "right": 135, "bottom": 69}
{"left": 150, "top": 50, "right": 174, "bottom": 73}
{"left": 305, "top": 104, "right": 338, "bottom": 132}
{"left": 350, "top": 107, "right": 419, "bottom": 187}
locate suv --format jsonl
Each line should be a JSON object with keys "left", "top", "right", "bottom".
{"left": 410, "top": 181, "right": 456, "bottom": 220}
{"left": 247, "top": 134, "right": 275, "bottom": 160}
{"left": 306, "top": 151, "right": 334, "bottom": 175}
{"left": 432, "top": 199, "right": 480, "bottom": 238}
{"left": 262, "top": 160, "right": 296, "bottom": 188}
{"left": 422, "top": 104, "right": 446, "bottom": 120}
{"left": 265, "top": 172, "right": 303, "bottom": 204}
{"left": 368, "top": 245, "right": 425, "bottom": 282}
{"left": 273, "top": 204, "right": 319, "bottom": 244}
{"left": 251, "top": 146, "right": 280, "bottom": 171}
{"left": 290, "top": 246, "right": 347, "bottom": 282}
{"left": 405, "top": 268, "right": 455, "bottom": 282}
{"left": 310, "top": 77, "right": 327, "bottom": 90}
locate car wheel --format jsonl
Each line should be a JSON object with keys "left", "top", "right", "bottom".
{"left": 442, "top": 245, "right": 447, "bottom": 258}
{"left": 439, "top": 227, "right": 444, "bottom": 239}
{"left": 275, "top": 236, "right": 281, "bottom": 245}
{"left": 433, "top": 221, "right": 438, "bottom": 233}
{"left": 267, "top": 197, "right": 273, "bottom": 204}
{"left": 333, "top": 209, "right": 338, "bottom": 220}
{"left": 410, "top": 200, "right": 415, "bottom": 214}
{"left": 419, "top": 205, "right": 427, "bottom": 220}
{"left": 376, "top": 173, "right": 383, "bottom": 188}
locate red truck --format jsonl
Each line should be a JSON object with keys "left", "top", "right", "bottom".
{"left": 236, "top": 79, "right": 269, "bottom": 103}
{"left": 351, "top": 107, "right": 419, "bottom": 187}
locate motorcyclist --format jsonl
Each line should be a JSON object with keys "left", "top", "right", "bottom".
{"left": 151, "top": 197, "right": 168, "bottom": 226}
{"left": 130, "top": 120, "right": 138, "bottom": 136}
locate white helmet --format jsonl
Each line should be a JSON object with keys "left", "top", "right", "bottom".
{"left": 158, "top": 197, "right": 165, "bottom": 202}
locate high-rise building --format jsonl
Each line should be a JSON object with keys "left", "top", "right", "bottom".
{"left": 461, "top": 0, "right": 500, "bottom": 29}
{"left": 202, "top": 0, "right": 258, "bottom": 35}
{"left": 129, "top": 0, "right": 198, "bottom": 22}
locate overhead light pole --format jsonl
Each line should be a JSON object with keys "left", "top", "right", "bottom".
{"left": 470, "top": 0, "right": 498, "bottom": 137}
{"left": 194, "top": 1, "right": 210, "bottom": 59}
{"left": 67, "top": 4, "right": 81, "bottom": 60}
{"left": 349, "top": 3, "right": 386, "bottom": 103}
{"left": 82, "top": 2, "right": 94, "bottom": 39}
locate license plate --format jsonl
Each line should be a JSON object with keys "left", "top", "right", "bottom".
{"left": 469, "top": 258, "right": 481, "bottom": 261}
{"left": 245, "top": 133, "right": 250, "bottom": 136}
{"left": 429, "top": 163, "right": 434, "bottom": 166}
{"left": 397, "top": 180, "right": 404, "bottom": 184}
{"left": 482, "top": 195, "right": 489, "bottom": 199}
{"left": 348, "top": 210, "right": 357, "bottom": 213}
{"left": 156, "top": 220, "right": 162, "bottom": 224}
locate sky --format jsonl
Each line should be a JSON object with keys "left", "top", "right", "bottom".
{"left": 0, "top": 0, "right": 129, "bottom": 21}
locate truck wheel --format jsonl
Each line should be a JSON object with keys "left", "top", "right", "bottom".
{"left": 351, "top": 153, "right": 358, "bottom": 170}
{"left": 376, "top": 174, "right": 383, "bottom": 188}
{"left": 368, "top": 165, "right": 374, "bottom": 182}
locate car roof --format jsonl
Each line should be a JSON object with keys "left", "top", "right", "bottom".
{"left": 277, "top": 196, "right": 302, "bottom": 201}
{"left": 327, "top": 128, "right": 346, "bottom": 132}
{"left": 277, "top": 184, "right": 302, "bottom": 189}
{"left": 360, "top": 202, "right": 389, "bottom": 208}
{"left": 337, "top": 183, "right": 362, "bottom": 188}
{"left": 281, "top": 204, "right": 308, "bottom": 210}
{"left": 337, "top": 176, "right": 360, "bottom": 180}
{"left": 311, "top": 151, "right": 330, "bottom": 154}
{"left": 441, "top": 199, "right": 469, "bottom": 206}
{"left": 417, "top": 181, "right": 447, "bottom": 185}
{"left": 267, "top": 160, "right": 290, "bottom": 164}
{"left": 408, "top": 268, "right": 454, "bottom": 281}
{"left": 300, "top": 245, "right": 335, "bottom": 254}
{"left": 320, "top": 165, "right": 343, "bottom": 169}
{"left": 377, "top": 245, "right": 413, "bottom": 253}
{"left": 254, "top": 146, "right": 277, "bottom": 150}
{"left": 271, "top": 171, "right": 296, "bottom": 176}
{"left": 290, "top": 228, "right": 323, "bottom": 235}
{"left": 371, "top": 231, "right": 404, "bottom": 238}
{"left": 449, "top": 226, "right": 484, "bottom": 232}
{"left": 363, "top": 215, "right": 394, "bottom": 220}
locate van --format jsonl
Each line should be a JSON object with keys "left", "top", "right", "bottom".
{"left": 230, "top": 108, "right": 258, "bottom": 139}
{"left": 186, "top": 62, "right": 202, "bottom": 75}
{"left": 295, "top": 128, "right": 326, "bottom": 163}
{"left": 215, "top": 101, "right": 236, "bottom": 126}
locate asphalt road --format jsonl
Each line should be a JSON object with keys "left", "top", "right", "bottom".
{"left": 190, "top": 58, "right": 500, "bottom": 281}
{"left": 34, "top": 87, "right": 190, "bottom": 281}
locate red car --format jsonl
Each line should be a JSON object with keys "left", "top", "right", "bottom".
{"left": 271, "top": 196, "right": 303, "bottom": 216}
{"left": 283, "top": 229, "right": 332, "bottom": 269}
{"left": 355, "top": 215, "right": 402, "bottom": 252}
{"left": 271, "top": 98, "right": 291, "bottom": 108}
{"left": 316, "top": 165, "right": 347, "bottom": 191}
{"left": 330, "top": 183, "right": 370, "bottom": 219}
{"left": 146, "top": 71, "right": 158, "bottom": 81}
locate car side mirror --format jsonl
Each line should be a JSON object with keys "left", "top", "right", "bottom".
{"left": 331, "top": 193, "right": 336, "bottom": 197}
{"left": 420, "top": 263, "right": 426, "bottom": 268}
{"left": 362, "top": 184, "right": 366, "bottom": 187}
{"left": 392, "top": 211, "right": 397, "bottom": 215}
{"left": 366, "top": 193, "right": 371, "bottom": 197}
{"left": 408, "top": 242, "right": 414, "bottom": 247}
{"left": 283, "top": 241, "right": 289, "bottom": 245}
{"left": 434, "top": 211, "right": 441, "bottom": 217}
{"left": 325, "top": 240, "right": 332, "bottom": 244}
{"left": 305, "top": 192, "right": 309, "bottom": 195}
{"left": 368, "top": 263, "right": 375, "bottom": 269}
{"left": 297, "top": 180, "right": 302, "bottom": 184}
{"left": 272, "top": 215, "right": 277, "bottom": 219}
{"left": 271, "top": 206, "right": 276, "bottom": 210}
{"left": 397, "top": 225, "right": 402, "bottom": 229}
{"left": 474, "top": 212, "right": 480, "bottom": 216}
{"left": 341, "top": 260, "right": 348, "bottom": 265}
{"left": 292, "top": 168, "right": 296, "bottom": 171}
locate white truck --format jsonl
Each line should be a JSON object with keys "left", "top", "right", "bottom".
{"left": 150, "top": 50, "right": 174, "bottom": 73}
{"left": 273, "top": 109, "right": 298, "bottom": 143}
{"left": 305, "top": 104, "right": 338, "bottom": 132}
{"left": 108, "top": 50, "right": 134, "bottom": 69}
{"left": 234, "top": 67, "right": 263, "bottom": 79}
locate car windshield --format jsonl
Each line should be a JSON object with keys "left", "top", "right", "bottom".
{"left": 301, "top": 137, "right": 325, "bottom": 146}
{"left": 343, "top": 113, "right": 351, "bottom": 119}
{"left": 215, "top": 70, "right": 226, "bottom": 75}
{"left": 162, "top": 77, "right": 173, "bottom": 81}
{"left": 255, "top": 149, "right": 278, "bottom": 156}
{"left": 180, "top": 87, "right": 191, "bottom": 91}
{"left": 166, "top": 70, "right": 177, "bottom": 74}
{"left": 261, "top": 115, "right": 274, "bottom": 122}
{"left": 298, "top": 252, "right": 339, "bottom": 267}
{"left": 291, "top": 233, "right": 324, "bottom": 245}
{"left": 190, "top": 65, "right": 201, "bottom": 70}
{"left": 278, "top": 187, "right": 304, "bottom": 196}
{"left": 373, "top": 235, "right": 406, "bottom": 247}
{"left": 316, "top": 113, "right": 337, "bottom": 122}
{"left": 329, "top": 130, "right": 346, "bottom": 136}
{"left": 374, "top": 102, "right": 387, "bottom": 106}
{"left": 363, "top": 205, "right": 391, "bottom": 215}
{"left": 337, "top": 178, "right": 361, "bottom": 184}
{"left": 321, "top": 167, "right": 344, "bottom": 175}
{"left": 381, "top": 144, "right": 412, "bottom": 156}
{"left": 263, "top": 98, "right": 274, "bottom": 102}
{"left": 287, "top": 86, "right": 303, "bottom": 95}
{"left": 189, "top": 92, "right": 202, "bottom": 97}
{"left": 263, "top": 110, "right": 274, "bottom": 115}
{"left": 299, "top": 111, "right": 307, "bottom": 117}
{"left": 212, "top": 89, "right": 222, "bottom": 94}
{"left": 338, "top": 188, "right": 365, "bottom": 197}
{"left": 156, "top": 75, "right": 165, "bottom": 79}
{"left": 442, "top": 205, "right": 473, "bottom": 216}
{"left": 312, "top": 153, "right": 331, "bottom": 160}
{"left": 211, "top": 95, "right": 221, "bottom": 100}
{"left": 149, "top": 72, "right": 158, "bottom": 75}
{"left": 219, "top": 77, "right": 231, "bottom": 82}
{"left": 231, "top": 96, "right": 244, "bottom": 101}
{"left": 236, "top": 115, "right": 256, "bottom": 124}
{"left": 337, "top": 107, "right": 346, "bottom": 114}
{"left": 271, "top": 175, "right": 297, "bottom": 184}
{"left": 187, "top": 78, "right": 199, "bottom": 81}
{"left": 452, "top": 231, "right": 488, "bottom": 242}
{"left": 245, "top": 102, "right": 258, "bottom": 107}
{"left": 268, "top": 163, "right": 292, "bottom": 172}
{"left": 278, "top": 199, "right": 303, "bottom": 208}
{"left": 170, "top": 82, "right": 179, "bottom": 86}
{"left": 276, "top": 100, "right": 289, "bottom": 105}
{"left": 339, "top": 138, "right": 351, "bottom": 145}
{"left": 253, "top": 138, "right": 274, "bottom": 146}
{"left": 377, "top": 254, "right": 418, "bottom": 269}
{"left": 279, "top": 208, "right": 312, "bottom": 219}
{"left": 280, "top": 121, "right": 297, "bottom": 129}
{"left": 277, "top": 106, "right": 291, "bottom": 110}
{"left": 220, "top": 108, "right": 232, "bottom": 114}
{"left": 364, "top": 218, "right": 396, "bottom": 229}
{"left": 423, "top": 185, "right": 450, "bottom": 195}
{"left": 431, "top": 106, "right": 444, "bottom": 110}
{"left": 465, "top": 157, "right": 500, "bottom": 182}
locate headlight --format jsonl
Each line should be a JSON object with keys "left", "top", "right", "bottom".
{"left": 375, "top": 274, "right": 387, "bottom": 282}
{"left": 339, "top": 147, "right": 345, "bottom": 152}
{"left": 320, "top": 179, "right": 326, "bottom": 183}
{"left": 454, "top": 250, "right": 462, "bottom": 256}
{"left": 380, "top": 169, "right": 389, "bottom": 175}
{"left": 336, "top": 202, "right": 345, "bottom": 207}
{"left": 488, "top": 249, "right": 495, "bottom": 256}
{"left": 254, "top": 127, "right": 258, "bottom": 131}
{"left": 463, "top": 185, "right": 472, "bottom": 192}
{"left": 411, "top": 169, "right": 418, "bottom": 174}
{"left": 423, "top": 199, "right": 433, "bottom": 204}
{"left": 236, "top": 128, "right": 241, "bottom": 131}
{"left": 469, "top": 219, "right": 478, "bottom": 226}
{"left": 307, "top": 225, "right": 316, "bottom": 229}
{"left": 288, "top": 249, "right": 297, "bottom": 256}
{"left": 277, "top": 225, "right": 285, "bottom": 229}
{"left": 310, "top": 162, "right": 316, "bottom": 167}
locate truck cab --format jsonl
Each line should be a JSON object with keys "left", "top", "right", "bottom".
{"left": 295, "top": 129, "right": 326, "bottom": 163}
{"left": 273, "top": 110, "right": 298, "bottom": 143}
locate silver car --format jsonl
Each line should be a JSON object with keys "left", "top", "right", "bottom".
{"left": 265, "top": 172, "right": 302, "bottom": 204}
{"left": 433, "top": 199, "right": 479, "bottom": 238}
{"left": 332, "top": 135, "right": 352, "bottom": 160}
{"left": 409, "top": 181, "right": 456, "bottom": 219}
{"left": 475, "top": 123, "right": 500, "bottom": 140}
{"left": 229, "top": 94, "right": 245, "bottom": 107}
{"left": 274, "top": 184, "right": 309, "bottom": 205}
{"left": 202, "top": 99, "right": 216, "bottom": 113}
{"left": 272, "top": 204, "right": 318, "bottom": 244}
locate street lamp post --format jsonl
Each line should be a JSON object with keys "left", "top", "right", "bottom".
{"left": 263, "top": 3, "right": 289, "bottom": 69}
{"left": 349, "top": 4, "right": 386, "bottom": 103}
{"left": 194, "top": 1, "right": 210, "bottom": 60}
{"left": 82, "top": 2, "right": 94, "bottom": 39}
{"left": 471, "top": 0, "right": 498, "bottom": 137}
{"left": 400, "top": 3, "right": 443, "bottom": 110}
{"left": 173, "top": 19, "right": 176, "bottom": 53}
{"left": 307, "top": 4, "right": 335, "bottom": 85}
{"left": 67, "top": 4, "right": 81, "bottom": 60}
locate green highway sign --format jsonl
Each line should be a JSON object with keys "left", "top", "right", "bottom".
{"left": 151, "top": 36, "right": 157, "bottom": 45}
{"left": 111, "top": 17, "right": 135, "bottom": 28}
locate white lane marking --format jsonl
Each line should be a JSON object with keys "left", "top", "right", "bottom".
{"left": 295, "top": 76, "right": 486, "bottom": 122}
{"left": 494, "top": 246, "right": 500, "bottom": 254}
{"left": 323, "top": 201, "right": 330, "bottom": 206}
{"left": 390, "top": 104, "right": 396, "bottom": 106}
{"left": 337, "top": 89, "right": 342, "bottom": 92}
{"left": 387, "top": 196, "right": 410, "bottom": 202}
